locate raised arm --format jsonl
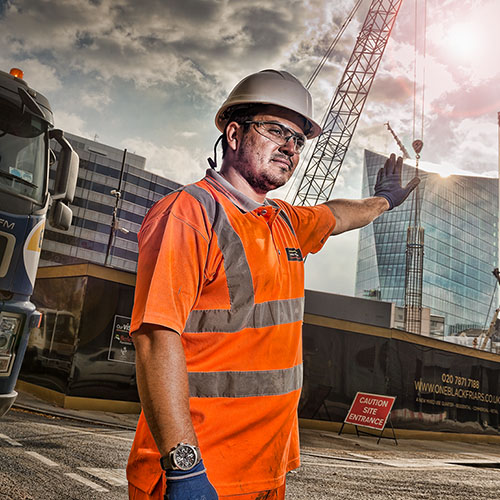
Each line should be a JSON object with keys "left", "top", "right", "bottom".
{"left": 326, "top": 196, "right": 389, "bottom": 235}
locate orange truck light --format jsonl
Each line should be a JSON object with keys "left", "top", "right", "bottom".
{"left": 9, "top": 68, "right": 24, "bottom": 79}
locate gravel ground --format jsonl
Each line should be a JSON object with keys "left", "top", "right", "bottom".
{"left": 11, "top": 392, "right": 500, "bottom": 499}
{"left": 284, "top": 428, "right": 500, "bottom": 499}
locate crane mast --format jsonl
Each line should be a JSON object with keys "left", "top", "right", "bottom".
{"left": 293, "top": 0, "right": 404, "bottom": 206}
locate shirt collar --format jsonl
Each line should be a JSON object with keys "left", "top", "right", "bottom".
{"left": 205, "top": 168, "right": 268, "bottom": 213}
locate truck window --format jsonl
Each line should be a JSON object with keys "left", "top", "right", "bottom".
{"left": 0, "top": 98, "right": 47, "bottom": 204}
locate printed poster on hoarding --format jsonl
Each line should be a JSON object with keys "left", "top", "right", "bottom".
{"left": 108, "top": 315, "right": 135, "bottom": 364}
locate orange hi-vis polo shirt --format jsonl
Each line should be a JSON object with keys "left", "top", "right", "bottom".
{"left": 127, "top": 169, "right": 336, "bottom": 497}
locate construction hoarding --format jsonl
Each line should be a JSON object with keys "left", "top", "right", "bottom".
{"left": 300, "top": 313, "right": 500, "bottom": 435}
{"left": 19, "top": 264, "right": 138, "bottom": 403}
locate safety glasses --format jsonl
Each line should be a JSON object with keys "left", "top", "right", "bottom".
{"left": 244, "top": 121, "right": 307, "bottom": 154}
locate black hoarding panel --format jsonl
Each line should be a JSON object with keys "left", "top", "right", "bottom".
{"left": 68, "top": 277, "right": 138, "bottom": 401}
{"left": 389, "top": 339, "right": 500, "bottom": 434}
{"left": 300, "top": 320, "right": 500, "bottom": 435}
{"left": 21, "top": 276, "right": 86, "bottom": 393}
{"left": 300, "top": 323, "right": 389, "bottom": 422}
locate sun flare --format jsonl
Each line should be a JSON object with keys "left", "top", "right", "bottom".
{"left": 444, "top": 23, "right": 482, "bottom": 61}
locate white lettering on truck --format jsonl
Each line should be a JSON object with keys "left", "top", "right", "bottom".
{"left": 0, "top": 219, "right": 15, "bottom": 230}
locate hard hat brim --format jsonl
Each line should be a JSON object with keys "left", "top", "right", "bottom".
{"left": 215, "top": 100, "right": 322, "bottom": 139}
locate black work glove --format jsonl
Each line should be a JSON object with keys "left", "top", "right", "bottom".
{"left": 164, "top": 460, "right": 218, "bottom": 500}
{"left": 374, "top": 153, "right": 420, "bottom": 210}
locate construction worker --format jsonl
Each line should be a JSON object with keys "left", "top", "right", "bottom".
{"left": 126, "top": 69, "right": 419, "bottom": 500}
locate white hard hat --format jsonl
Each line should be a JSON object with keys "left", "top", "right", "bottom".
{"left": 215, "top": 69, "right": 322, "bottom": 139}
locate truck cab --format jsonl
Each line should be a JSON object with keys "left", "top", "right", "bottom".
{"left": 0, "top": 68, "right": 78, "bottom": 416}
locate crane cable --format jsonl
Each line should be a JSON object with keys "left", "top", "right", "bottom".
{"left": 284, "top": 0, "right": 365, "bottom": 202}
{"left": 409, "top": 0, "right": 428, "bottom": 226}
{"left": 305, "top": 0, "right": 364, "bottom": 89}
{"left": 411, "top": 0, "right": 427, "bottom": 163}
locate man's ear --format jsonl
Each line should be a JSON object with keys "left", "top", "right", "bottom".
{"left": 226, "top": 122, "right": 241, "bottom": 152}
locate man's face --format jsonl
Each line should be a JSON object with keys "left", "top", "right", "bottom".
{"left": 232, "top": 106, "right": 306, "bottom": 195}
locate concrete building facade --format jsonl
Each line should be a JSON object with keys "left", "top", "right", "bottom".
{"left": 355, "top": 150, "right": 498, "bottom": 337}
{"left": 41, "top": 132, "right": 181, "bottom": 272}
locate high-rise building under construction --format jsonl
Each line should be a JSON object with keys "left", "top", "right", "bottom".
{"left": 355, "top": 150, "right": 498, "bottom": 337}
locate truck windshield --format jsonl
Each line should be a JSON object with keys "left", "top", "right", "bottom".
{"left": 0, "top": 98, "right": 47, "bottom": 204}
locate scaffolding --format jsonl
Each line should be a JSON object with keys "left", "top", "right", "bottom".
{"left": 404, "top": 225, "right": 424, "bottom": 334}
{"left": 404, "top": 140, "right": 424, "bottom": 334}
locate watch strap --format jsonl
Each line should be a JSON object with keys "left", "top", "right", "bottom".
{"left": 160, "top": 454, "right": 173, "bottom": 471}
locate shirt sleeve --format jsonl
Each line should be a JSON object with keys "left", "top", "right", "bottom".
{"left": 274, "top": 200, "right": 336, "bottom": 257}
{"left": 131, "top": 192, "right": 211, "bottom": 335}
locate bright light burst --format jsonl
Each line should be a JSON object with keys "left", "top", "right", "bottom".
{"left": 443, "top": 22, "right": 483, "bottom": 61}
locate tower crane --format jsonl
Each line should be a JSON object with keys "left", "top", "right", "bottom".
{"left": 292, "top": 0, "right": 405, "bottom": 206}
{"left": 385, "top": 122, "right": 411, "bottom": 159}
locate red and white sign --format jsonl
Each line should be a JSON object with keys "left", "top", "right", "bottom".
{"left": 344, "top": 392, "right": 396, "bottom": 431}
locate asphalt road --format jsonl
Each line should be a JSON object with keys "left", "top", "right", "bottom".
{"left": 288, "top": 428, "right": 500, "bottom": 499}
{"left": 0, "top": 408, "right": 132, "bottom": 499}
{"left": 3, "top": 408, "right": 500, "bottom": 499}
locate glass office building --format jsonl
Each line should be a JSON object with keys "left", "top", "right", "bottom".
{"left": 41, "top": 132, "right": 182, "bottom": 272}
{"left": 355, "top": 150, "right": 498, "bottom": 336}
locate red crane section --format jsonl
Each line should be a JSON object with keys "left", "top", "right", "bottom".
{"left": 293, "top": 0, "right": 404, "bottom": 206}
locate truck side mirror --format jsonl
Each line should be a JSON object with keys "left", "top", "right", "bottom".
{"left": 49, "top": 199, "right": 73, "bottom": 231}
{"left": 48, "top": 129, "right": 79, "bottom": 231}
{"left": 49, "top": 129, "right": 79, "bottom": 203}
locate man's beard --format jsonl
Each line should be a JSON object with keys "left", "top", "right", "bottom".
{"left": 234, "top": 139, "right": 292, "bottom": 194}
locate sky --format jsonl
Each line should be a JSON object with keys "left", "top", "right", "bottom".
{"left": 1, "top": 0, "right": 499, "bottom": 296}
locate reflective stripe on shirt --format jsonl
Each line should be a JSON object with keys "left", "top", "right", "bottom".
{"left": 189, "top": 364, "right": 303, "bottom": 398}
{"left": 183, "top": 184, "right": 304, "bottom": 334}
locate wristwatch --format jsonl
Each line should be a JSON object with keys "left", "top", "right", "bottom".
{"left": 160, "top": 443, "right": 201, "bottom": 471}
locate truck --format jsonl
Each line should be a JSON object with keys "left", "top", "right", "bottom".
{"left": 0, "top": 67, "right": 78, "bottom": 416}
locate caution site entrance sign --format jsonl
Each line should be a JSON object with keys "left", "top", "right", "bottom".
{"left": 344, "top": 392, "right": 396, "bottom": 431}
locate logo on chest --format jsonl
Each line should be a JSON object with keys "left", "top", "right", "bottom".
{"left": 285, "top": 247, "right": 303, "bottom": 262}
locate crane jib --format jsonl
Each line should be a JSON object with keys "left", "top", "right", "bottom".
{"left": 293, "top": 0, "right": 405, "bottom": 206}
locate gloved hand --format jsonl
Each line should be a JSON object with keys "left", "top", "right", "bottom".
{"left": 165, "top": 460, "right": 218, "bottom": 500}
{"left": 374, "top": 153, "right": 420, "bottom": 210}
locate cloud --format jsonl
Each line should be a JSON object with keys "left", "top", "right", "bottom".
{"left": 177, "top": 131, "right": 198, "bottom": 139}
{"left": 305, "top": 230, "right": 360, "bottom": 296}
{"left": 369, "top": 74, "right": 414, "bottom": 105}
{"left": 426, "top": 0, "right": 500, "bottom": 83}
{"left": 122, "top": 137, "right": 207, "bottom": 185}
{"left": 1, "top": 0, "right": 212, "bottom": 91}
{"left": 81, "top": 91, "right": 112, "bottom": 110}
{"left": 431, "top": 78, "right": 500, "bottom": 121}
{"left": 432, "top": 117, "right": 498, "bottom": 175}
{"left": 52, "top": 111, "right": 89, "bottom": 137}
{"left": 0, "top": 56, "right": 62, "bottom": 93}
{"left": 0, "top": 1, "right": 318, "bottom": 91}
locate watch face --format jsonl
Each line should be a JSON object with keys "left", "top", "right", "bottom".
{"left": 173, "top": 445, "right": 197, "bottom": 470}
